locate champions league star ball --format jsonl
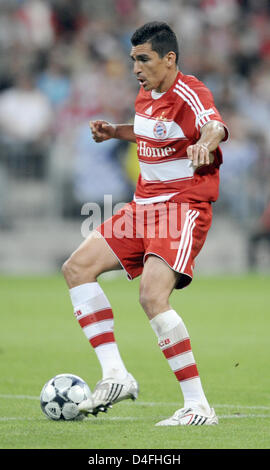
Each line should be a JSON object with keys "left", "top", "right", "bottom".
{"left": 40, "top": 373, "right": 91, "bottom": 421}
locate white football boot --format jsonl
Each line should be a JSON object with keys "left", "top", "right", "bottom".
{"left": 155, "top": 406, "right": 218, "bottom": 426}
{"left": 78, "top": 372, "right": 139, "bottom": 416}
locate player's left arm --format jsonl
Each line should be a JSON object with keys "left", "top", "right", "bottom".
{"left": 187, "top": 120, "right": 226, "bottom": 168}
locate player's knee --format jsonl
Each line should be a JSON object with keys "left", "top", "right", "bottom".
{"left": 62, "top": 257, "right": 75, "bottom": 282}
{"left": 62, "top": 251, "right": 100, "bottom": 287}
{"left": 139, "top": 283, "right": 168, "bottom": 318}
{"left": 139, "top": 291, "right": 152, "bottom": 315}
{"left": 62, "top": 256, "right": 83, "bottom": 287}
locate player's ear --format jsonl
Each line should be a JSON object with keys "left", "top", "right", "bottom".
{"left": 166, "top": 51, "right": 176, "bottom": 68}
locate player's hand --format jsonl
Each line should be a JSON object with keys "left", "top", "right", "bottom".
{"left": 187, "top": 143, "right": 214, "bottom": 168}
{"left": 89, "top": 120, "right": 116, "bottom": 143}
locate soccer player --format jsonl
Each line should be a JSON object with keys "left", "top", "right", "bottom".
{"left": 62, "top": 22, "right": 228, "bottom": 426}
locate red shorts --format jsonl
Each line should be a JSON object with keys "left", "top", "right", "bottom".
{"left": 97, "top": 200, "right": 212, "bottom": 289}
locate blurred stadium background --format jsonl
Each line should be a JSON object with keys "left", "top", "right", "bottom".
{"left": 0, "top": 0, "right": 269, "bottom": 276}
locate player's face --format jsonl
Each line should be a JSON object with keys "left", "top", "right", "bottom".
{"left": 130, "top": 42, "right": 176, "bottom": 93}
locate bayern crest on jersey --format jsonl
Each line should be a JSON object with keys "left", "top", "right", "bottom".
{"left": 153, "top": 120, "right": 167, "bottom": 139}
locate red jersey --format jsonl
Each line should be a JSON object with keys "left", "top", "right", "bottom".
{"left": 133, "top": 70, "right": 228, "bottom": 204}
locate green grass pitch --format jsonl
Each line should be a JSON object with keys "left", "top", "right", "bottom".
{"left": 0, "top": 273, "right": 269, "bottom": 449}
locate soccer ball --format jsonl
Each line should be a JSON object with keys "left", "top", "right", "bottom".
{"left": 40, "top": 373, "right": 91, "bottom": 421}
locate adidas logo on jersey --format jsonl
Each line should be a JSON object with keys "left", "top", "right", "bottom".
{"left": 145, "top": 106, "right": 152, "bottom": 115}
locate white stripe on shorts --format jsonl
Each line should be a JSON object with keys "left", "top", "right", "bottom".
{"left": 173, "top": 210, "right": 200, "bottom": 273}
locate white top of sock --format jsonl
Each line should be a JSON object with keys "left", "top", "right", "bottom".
{"left": 150, "top": 309, "right": 181, "bottom": 337}
{"left": 69, "top": 282, "right": 103, "bottom": 307}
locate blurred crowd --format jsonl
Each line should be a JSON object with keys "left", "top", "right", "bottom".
{"left": 0, "top": 0, "right": 269, "bottom": 230}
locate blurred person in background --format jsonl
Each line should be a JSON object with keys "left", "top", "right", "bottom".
{"left": 248, "top": 196, "right": 270, "bottom": 270}
{"left": 36, "top": 55, "right": 72, "bottom": 108}
{"left": 0, "top": 70, "right": 53, "bottom": 178}
{"left": 218, "top": 109, "right": 259, "bottom": 221}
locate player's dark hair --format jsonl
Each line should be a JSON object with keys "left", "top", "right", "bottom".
{"left": 131, "top": 21, "right": 179, "bottom": 65}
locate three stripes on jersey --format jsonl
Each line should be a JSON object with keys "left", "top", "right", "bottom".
{"left": 173, "top": 78, "right": 215, "bottom": 129}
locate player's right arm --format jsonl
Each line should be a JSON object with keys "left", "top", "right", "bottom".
{"left": 90, "top": 120, "right": 136, "bottom": 143}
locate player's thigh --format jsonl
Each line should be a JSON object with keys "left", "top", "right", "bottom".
{"left": 63, "top": 230, "right": 121, "bottom": 284}
{"left": 139, "top": 255, "right": 179, "bottom": 309}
